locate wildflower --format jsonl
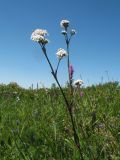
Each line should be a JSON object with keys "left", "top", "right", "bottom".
{"left": 70, "top": 29, "right": 76, "bottom": 36}
{"left": 60, "top": 20, "right": 70, "bottom": 29}
{"left": 56, "top": 48, "right": 68, "bottom": 59}
{"left": 61, "top": 30, "right": 67, "bottom": 35}
{"left": 31, "top": 29, "right": 49, "bottom": 44}
{"left": 32, "top": 29, "right": 48, "bottom": 36}
{"left": 80, "top": 91, "right": 84, "bottom": 97}
{"left": 16, "top": 96, "right": 20, "bottom": 102}
{"left": 69, "top": 64, "right": 74, "bottom": 80}
{"left": 74, "top": 79, "right": 83, "bottom": 86}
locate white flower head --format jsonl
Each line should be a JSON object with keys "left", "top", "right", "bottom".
{"left": 61, "top": 30, "right": 67, "bottom": 35}
{"left": 74, "top": 79, "right": 83, "bottom": 86}
{"left": 56, "top": 48, "right": 68, "bottom": 59}
{"left": 70, "top": 29, "right": 76, "bottom": 36}
{"left": 60, "top": 20, "right": 70, "bottom": 28}
{"left": 16, "top": 96, "right": 20, "bottom": 102}
{"left": 31, "top": 29, "right": 49, "bottom": 44}
{"left": 32, "top": 29, "right": 48, "bottom": 36}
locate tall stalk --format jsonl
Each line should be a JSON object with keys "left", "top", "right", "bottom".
{"left": 40, "top": 45, "right": 84, "bottom": 160}
{"left": 66, "top": 38, "right": 73, "bottom": 94}
{"left": 31, "top": 23, "right": 84, "bottom": 159}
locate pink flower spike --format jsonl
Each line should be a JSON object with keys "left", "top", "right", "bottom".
{"left": 69, "top": 64, "right": 74, "bottom": 80}
{"left": 80, "top": 91, "right": 84, "bottom": 97}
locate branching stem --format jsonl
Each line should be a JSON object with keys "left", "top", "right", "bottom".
{"left": 40, "top": 45, "right": 84, "bottom": 160}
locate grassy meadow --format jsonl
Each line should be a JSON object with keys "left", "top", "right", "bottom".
{"left": 0, "top": 82, "right": 120, "bottom": 160}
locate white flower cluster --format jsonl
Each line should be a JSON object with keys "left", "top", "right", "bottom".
{"left": 61, "top": 30, "right": 67, "bottom": 35}
{"left": 16, "top": 96, "right": 20, "bottom": 102}
{"left": 74, "top": 79, "right": 83, "bottom": 86}
{"left": 33, "top": 29, "right": 48, "bottom": 36}
{"left": 70, "top": 29, "right": 76, "bottom": 35}
{"left": 60, "top": 20, "right": 70, "bottom": 28}
{"left": 60, "top": 19, "right": 76, "bottom": 36}
{"left": 56, "top": 48, "right": 68, "bottom": 59}
{"left": 31, "top": 29, "right": 49, "bottom": 44}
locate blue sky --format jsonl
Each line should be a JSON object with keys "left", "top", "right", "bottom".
{"left": 0, "top": 0, "right": 120, "bottom": 88}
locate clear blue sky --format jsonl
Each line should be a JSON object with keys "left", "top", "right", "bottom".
{"left": 0, "top": 0, "right": 120, "bottom": 88}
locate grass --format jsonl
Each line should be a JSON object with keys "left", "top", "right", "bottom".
{"left": 0, "top": 81, "right": 120, "bottom": 160}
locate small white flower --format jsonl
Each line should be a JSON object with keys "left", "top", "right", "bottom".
{"left": 70, "top": 29, "right": 76, "bottom": 35}
{"left": 32, "top": 29, "right": 48, "bottom": 36}
{"left": 31, "top": 29, "right": 49, "bottom": 44}
{"left": 56, "top": 48, "right": 68, "bottom": 59}
{"left": 61, "top": 30, "right": 67, "bottom": 35}
{"left": 74, "top": 79, "right": 83, "bottom": 86}
{"left": 16, "top": 96, "right": 20, "bottom": 102}
{"left": 60, "top": 20, "right": 70, "bottom": 28}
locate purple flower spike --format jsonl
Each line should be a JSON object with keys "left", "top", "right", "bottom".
{"left": 69, "top": 64, "right": 74, "bottom": 80}
{"left": 80, "top": 91, "right": 84, "bottom": 97}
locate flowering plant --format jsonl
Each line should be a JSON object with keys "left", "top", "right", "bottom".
{"left": 31, "top": 20, "right": 83, "bottom": 159}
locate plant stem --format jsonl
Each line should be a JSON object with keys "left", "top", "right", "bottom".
{"left": 66, "top": 40, "right": 73, "bottom": 95}
{"left": 41, "top": 45, "right": 84, "bottom": 160}
{"left": 55, "top": 58, "right": 61, "bottom": 76}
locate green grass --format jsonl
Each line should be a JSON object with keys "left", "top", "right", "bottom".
{"left": 0, "top": 82, "right": 120, "bottom": 160}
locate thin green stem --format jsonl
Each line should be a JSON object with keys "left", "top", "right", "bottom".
{"left": 55, "top": 58, "right": 61, "bottom": 76}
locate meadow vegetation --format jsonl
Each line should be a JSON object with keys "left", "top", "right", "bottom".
{"left": 0, "top": 81, "right": 120, "bottom": 160}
